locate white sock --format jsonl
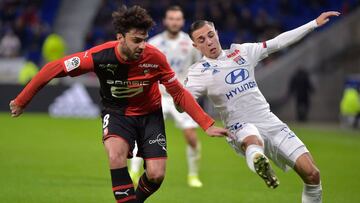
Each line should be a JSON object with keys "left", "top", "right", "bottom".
{"left": 187, "top": 143, "right": 201, "bottom": 176}
{"left": 245, "top": 144, "right": 264, "bottom": 173}
{"left": 302, "top": 183, "right": 322, "bottom": 203}
{"left": 130, "top": 157, "right": 142, "bottom": 174}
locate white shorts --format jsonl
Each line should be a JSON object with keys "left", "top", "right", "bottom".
{"left": 162, "top": 96, "right": 198, "bottom": 129}
{"left": 226, "top": 122, "right": 309, "bottom": 171}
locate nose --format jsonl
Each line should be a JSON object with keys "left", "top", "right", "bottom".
{"left": 139, "top": 41, "right": 146, "bottom": 49}
{"left": 206, "top": 38, "right": 213, "bottom": 46}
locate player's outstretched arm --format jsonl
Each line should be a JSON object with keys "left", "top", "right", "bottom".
{"left": 9, "top": 60, "right": 67, "bottom": 117}
{"left": 10, "top": 52, "right": 93, "bottom": 117}
{"left": 265, "top": 11, "right": 340, "bottom": 55}
{"left": 164, "top": 78, "right": 228, "bottom": 137}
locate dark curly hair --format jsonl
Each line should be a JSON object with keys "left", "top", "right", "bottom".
{"left": 112, "top": 5, "right": 155, "bottom": 35}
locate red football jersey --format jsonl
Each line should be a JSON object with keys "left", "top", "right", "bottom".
{"left": 60, "top": 41, "right": 176, "bottom": 116}
{"left": 14, "top": 41, "right": 214, "bottom": 130}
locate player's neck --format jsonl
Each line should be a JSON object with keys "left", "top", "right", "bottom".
{"left": 116, "top": 43, "right": 133, "bottom": 62}
{"left": 166, "top": 31, "right": 180, "bottom": 40}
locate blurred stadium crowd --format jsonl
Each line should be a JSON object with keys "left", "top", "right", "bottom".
{"left": 1, "top": 0, "right": 359, "bottom": 66}
{"left": 86, "top": 0, "right": 358, "bottom": 50}
{"left": 0, "top": 0, "right": 60, "bottom": 64}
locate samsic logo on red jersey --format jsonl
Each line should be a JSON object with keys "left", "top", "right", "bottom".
{"left": 139, "top": 63, "right": 159, "bottom": 68}
{"left": 106, "top": 80, "right": 150, "bottom": 86}
{"left": 227, "top": 49, "right": 240, "bottom": 58}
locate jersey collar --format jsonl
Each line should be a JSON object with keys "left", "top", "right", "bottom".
{"left": 203, "top": 50, "right": 226, "bottom": 62}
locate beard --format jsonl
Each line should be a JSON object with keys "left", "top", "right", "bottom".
{"left": 121, "top": 42, "right": 141, "bottom": 61}
{"left": 166, "top": 26, "right": 181, "bottom": 36}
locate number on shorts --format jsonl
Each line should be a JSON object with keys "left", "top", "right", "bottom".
{"left": 103, "top": 114, "right": 110, "bottom": 128}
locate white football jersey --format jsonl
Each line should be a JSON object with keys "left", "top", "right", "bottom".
{"left": 185, "top": 43, "right": 285, "bottom": 132}
{"left": 148, "top": 31, "right": 201, "bottom": 84}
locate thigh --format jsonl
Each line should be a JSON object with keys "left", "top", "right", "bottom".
{"left": 101, "top": 109, "right": 137, "bottom": 158}
{"left": 104, "top": 137, "right": 130, "bottom": 168}
{"left": 226, "top": 122, "right": 262, "bottom": 156}
{"left": 266, "top": 126, "right": 309, "bottom": 171}
{"left": 137, "top": 109, "right": 168, "bottom": 159}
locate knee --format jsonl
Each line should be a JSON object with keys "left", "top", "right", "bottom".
{"left": 305, "top": 168, "right": 321, "bottom": 185}
{"left": 146, "top": 168, "right": 165, "bottom": 183}
{"left": 241, "top": 135, "right": 263, "bottom": 151}
{"left": 107, "top": 150, "right": 127, "bottom": 167}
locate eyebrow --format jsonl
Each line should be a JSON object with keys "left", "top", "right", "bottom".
{"left": 133, "top": 35, "right": 148, "bottom": 41}
{"left": 195, "top": 30, "right": 213, "bottom": 41}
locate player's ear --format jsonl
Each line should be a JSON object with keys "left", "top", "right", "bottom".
{"left": 192, "top": 42, "right": 197, "bottom": 49}
{"left": 116, "top": 33, "right": 124, "bottom": 41}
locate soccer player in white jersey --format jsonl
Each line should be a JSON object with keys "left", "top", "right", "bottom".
{"left": 129, "top": 6, "right": 203, "bottom": 188}
{"left": 185, "top": 11, "right": 340, "bottom": 202}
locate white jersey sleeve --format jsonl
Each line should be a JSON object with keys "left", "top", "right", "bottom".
{"left": 238, "top": 19, "right": 318, "bottom": 65}
{"left": 240, "top": 42, "right": 269, "bottom": 63}
{"left": 265, "top": 20, "right": 318, "bottom": 54}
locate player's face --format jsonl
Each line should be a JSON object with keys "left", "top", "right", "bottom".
{"left": 191, "top": 24, "right": 222, "bottom": 59}
{"left": 163, "top": 10, "right": 184, "bottom": 35}
{"left": 117, "top": 29, "right": 148, "bottom": 61}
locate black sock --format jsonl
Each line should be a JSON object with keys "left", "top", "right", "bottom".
{"left": 110, "top": 167, "right": 136, "bottom": 203}
{"left": 135, "top": 173, "right": 162, "bottom": 203}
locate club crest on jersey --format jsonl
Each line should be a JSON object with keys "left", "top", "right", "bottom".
{"left": 64, "top": 57, "right": 80, "bottom": 72}
{"left": 233, "top": 55, "right": 246, "bottom": 65}
{"left": 143, "top": 69, "right": 149, "bottom": 75}
{"left": 225, "top": 68, "right": 249, "bottom": 84}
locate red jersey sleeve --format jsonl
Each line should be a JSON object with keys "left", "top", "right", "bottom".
{"left": 157, "top": 52, "right": 214, "bottom": 131}
{"left": 61, "top": 51, "right": 94, "bottom": 76}
{"left": 14, "top": 51, "right": 94, "bottom": 108}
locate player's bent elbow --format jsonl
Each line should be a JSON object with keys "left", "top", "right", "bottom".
{"left": 175, "top": 104, "right": 184, "bottom": 113}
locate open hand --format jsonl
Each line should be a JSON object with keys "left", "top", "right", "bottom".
{"left": 205, "top": 125, "right": 232, "bottom": 138}
{"left": 316, "top": 11, "right": 340, "bottom": 27}
{"left": 9, "top": 100, "right": 24, "bottom": 117}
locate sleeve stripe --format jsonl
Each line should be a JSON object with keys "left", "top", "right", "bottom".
{"left": 262, "top": 41, "right": 267, "bottom": 48}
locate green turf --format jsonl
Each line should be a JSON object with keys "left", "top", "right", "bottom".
{"left": 0, "top": 113, "right": 359, "bottom": 203}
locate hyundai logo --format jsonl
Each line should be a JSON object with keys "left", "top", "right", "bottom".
{"left": 225, "top": 68, "right": 249, "bottom": 84}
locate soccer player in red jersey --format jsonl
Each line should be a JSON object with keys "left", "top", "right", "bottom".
{"left": 9, "top": 5, "right": 228, "bottom": 203}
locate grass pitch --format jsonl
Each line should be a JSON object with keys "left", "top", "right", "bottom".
{"left": 0, "top": 113, "right": 359, "bottom": 203}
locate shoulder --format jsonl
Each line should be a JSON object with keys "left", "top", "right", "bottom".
{"left": 148, "top": 33, "right": 164, "bottom": 46}
{"left": 144, "top": 43, "right": 166, "bottom": 58}
{"left": 232, "top": 42, "right": 265, "bottom": 51}
{"left": 188, "top": 58, "right": 208, "bottom": 75}
{"left": 142, "top": 44, "right": 168, "bottom": 65}
{"left": 179, "top": 31, "right": 192, "bottom": 41}
{"left": 228, "top": 43, "right": 264, "bottom": 56}
{"left": 88, "top": 41, "right": 118, "bottom": 54}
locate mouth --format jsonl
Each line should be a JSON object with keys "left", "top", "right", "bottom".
{"left": 210, "top": 48, "right": 217, "bottom": 54}
{"left": 134, "top": 50, "right": 143, "bottom": 57}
